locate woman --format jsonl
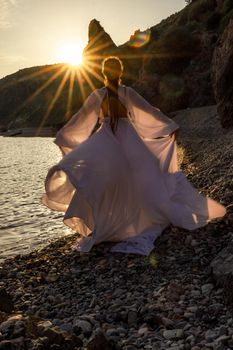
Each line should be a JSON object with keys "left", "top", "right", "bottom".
{"left": 41, "top": 56, "right": 226, "bottom": 255}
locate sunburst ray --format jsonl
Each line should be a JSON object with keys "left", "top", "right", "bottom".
{"left": 66, "top": 67, "right": 75, "bottom": 121}
{"left": 84, "top": 41, "right": 115, "bottom": 58}
{"left": 36, "top": 67, "right": 71, "bottom": 135}
{"left": 75, "top": 67, "right": 86, "bottom": 104}
{"left": 80, "top": 65, "right": 97, "bottom": 94}
{"left": 0, "top": 64, "right": 63, "bottom": 91}
{"left": 8, "top": 65, "right": 67, "bottom": 126}
{"left": 83, "top": 61, "right": 104, "bottom": 85}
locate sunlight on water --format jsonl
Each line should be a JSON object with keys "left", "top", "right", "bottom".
{"left": 0, "top": 137, "right": 73, "bottom": 263}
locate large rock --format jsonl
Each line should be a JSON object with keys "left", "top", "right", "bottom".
{"left": 133, "top": 69, "right": 189, "bottom": 113}
{"left": 84, "top": 19, "right": 117, "bottom": 56}
{"left": 212, "top": 20, "right": 233, "bottom": 128}
{"left": 83, "top": 19, "right": 118, "bottom": 85}
{"left": 184, "top": 31, "right": 217, "bottom": 108}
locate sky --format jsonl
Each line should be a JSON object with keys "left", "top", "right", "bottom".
{"left": 0, "top": 0, "right": 186, "bottom": 79}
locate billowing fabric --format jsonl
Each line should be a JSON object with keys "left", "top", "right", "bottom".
{"left": 41, "top": 85, "right": 226, "bottom": 255}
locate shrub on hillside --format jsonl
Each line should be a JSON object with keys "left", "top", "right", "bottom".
{"left": 206, "top": 11, "right": 222, "bottom": 30}
{"left": 221, "top": 0, "right": 233, "bottom": 14}
{"left": 175, "top": 8, "right": 189, "bottom": 26}
{"left": 143, "top": 26, "right": 199, "bottom": 75}
{"left": 157, "top": 74, "right": 189, "bottom": 112}
{"left": 218, "top": 8, "right": 233, "bottom": 32}
{"left": 188, "top": 0, "right": 217, "bottom": 22}
{"left": 159, "top": 26, "right": 197, "bottom": 52}
{"left": 186, "top": 20, "right": 204, "bottom": 31}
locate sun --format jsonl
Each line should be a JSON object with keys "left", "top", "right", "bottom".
{"left": 57, "top": 43, "right": 84, "bottom": 66}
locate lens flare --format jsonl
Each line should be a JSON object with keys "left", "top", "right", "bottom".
{"left": 128, "top": 29, "right": 151, "bottom": 48}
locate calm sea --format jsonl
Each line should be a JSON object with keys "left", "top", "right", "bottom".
{"left": 0, "top": 137, "right": 73, "bottom": 263}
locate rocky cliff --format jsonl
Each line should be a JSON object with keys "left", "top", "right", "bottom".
{"left": 0, "top": 0, "right": 233, "bottom": 130}
{"left": 212, "top": 19, "right": 233, "bottom": 127}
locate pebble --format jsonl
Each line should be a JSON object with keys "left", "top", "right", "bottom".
{"left": 201, "top": 284, "right": 214, "bottom": 295}
{"left": 138, "top": 326, "right": 148, "bottom": 336}
{"left": 127, "top": 310, "right": 137, "bottom": 325}
{"left": 185, "top": 235, "right": 192, "bottom": 245}
{"left": 73, "top": 320, "right": 92, "bottom": 335}
{"left": 205, "top": 329, "right": 218, "bottom": 341}
{"left": 163, "top": 329, "right": 184, "bottom": 340}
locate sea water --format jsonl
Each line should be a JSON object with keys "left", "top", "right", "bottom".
{"left": 0, "top": 137, "right": 72, "bottom": 263}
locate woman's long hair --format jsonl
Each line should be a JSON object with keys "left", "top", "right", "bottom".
{"left": 101, "top": 56, "right": 124, "bottom": 134}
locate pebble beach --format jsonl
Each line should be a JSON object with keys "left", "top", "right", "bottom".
{"left": 0, "top": 105, "right": 233, "bottom": 350}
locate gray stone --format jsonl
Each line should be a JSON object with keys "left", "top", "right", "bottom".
{"left": 40, "top": 327, "right": 65, "bottom": 345}
{"left": 138, "top": 326, "right": 148, "bottom": 336}
{"left": 190, "top": 290, "right": 200, "bottom": 297}
{"left": 0, "top": 320, "right": 15, "bottom": 334}
{"left": 218, "top": 326, "right": 227, "bottom": 337}
{"left": 215, "top": 335, "right": 230, "bottom": 343}
{"left": 201, "top": 284, "right": 214, "bottom": 295}
{"left": 86, "top": 333, "right": 116, "bottom": 350}
{"left": 187, "top": 306, "right": 198, "bottom": 313}
{"left": 37, "top": 320, "right": 53, "bottom": 334}
{"left": 185, "top": 235, "right": 192, "bottom": 245}
{"left": 106, "top": 328, "right": 119, "bottom": 337}
{"left": 0, "top": 337, "right": 24, "bottom": 350}
{"left": 191, "top": 240, "right": 199, "bottom": 247}
{"left": 0, "top": 340, "right": 17, "bottom": 350}
{"left": 186, "top": 334, "right": 195, "bottom": 345}
{"left": 74, "top": 320, "right": 92, "bottom": 335}
{"left": 211, "top": 246, "right": 233, "bottom": 279}
{"left": 163, "top": 329, "right": 184, "bottom": 340}
{"left": 205, "top": 329, "right": 218, "bottom": 342}
{"left": 127, "top": 310, "right": 137, "bottom": 325}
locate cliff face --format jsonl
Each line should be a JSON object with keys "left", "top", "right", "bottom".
{"left": 127, "top": 0, "right": 233, "bottom": 112}
{"left": 212, "top": 19, "right": 233, "bottom": 128}
{"left": 0, "top": 0, "right": 233, "bottom": 129}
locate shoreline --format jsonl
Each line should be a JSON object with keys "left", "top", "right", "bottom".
{"left": 0, "top": 105, "right": 233, "bottom": 349}
{"left": 0, "top": 127, "right": 57, "bottom": 137}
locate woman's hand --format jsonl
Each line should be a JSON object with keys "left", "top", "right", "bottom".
{"left": 170, "top": 128, "right": 179, "bottom": 140}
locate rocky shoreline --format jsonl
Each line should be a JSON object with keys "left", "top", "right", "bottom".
{"left": 0, "top": 127, "right": 57, "bottom": 137}
{"left": 0, "top": 105, "right": 233, "bottom": 350}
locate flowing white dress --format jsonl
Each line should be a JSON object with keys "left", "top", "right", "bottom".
{"left": 41, "top": 85, "right": 226, "bottom": 255}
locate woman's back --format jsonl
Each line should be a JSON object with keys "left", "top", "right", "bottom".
{"left": 101, "top": 87, "right": 128, "bottom": 119}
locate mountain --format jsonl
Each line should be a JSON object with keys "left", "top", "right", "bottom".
{"left": 0, "top": 0, "right": 233, "bottom": 131}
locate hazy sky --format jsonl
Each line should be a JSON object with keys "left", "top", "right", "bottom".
{"left": 0, "top": 0, "right": 186, "bottom": 78}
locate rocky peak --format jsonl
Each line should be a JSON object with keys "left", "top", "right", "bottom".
{"left": 84, "top": 19, "right": 117, "bottom": 58}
